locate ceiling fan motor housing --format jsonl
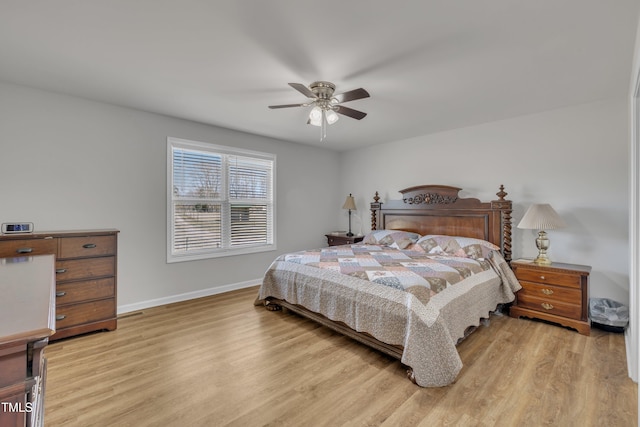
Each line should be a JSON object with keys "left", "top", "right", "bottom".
{"left": 310, "top": 81, "right": 336, "bottom": 100}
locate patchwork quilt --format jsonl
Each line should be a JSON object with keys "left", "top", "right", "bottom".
{"left": 257, "top": 243, "right": 521, "bottom": 387}
{"left": 282, "top": 244, "right": 492, "bottom": 305}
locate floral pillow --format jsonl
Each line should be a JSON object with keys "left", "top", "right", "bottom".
{"left": 415, "top": 235, "right": 499, "bottom": 259}
{"left": 362, "top": 230, "right": 421, "bottom": 249}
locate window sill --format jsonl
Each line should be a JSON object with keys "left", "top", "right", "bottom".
{"left": 167, "top": 244, "right": 277, "bottom": 263}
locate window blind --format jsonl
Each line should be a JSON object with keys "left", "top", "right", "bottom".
{"left": 168, "top": 138, "right": 275, "bottom": 262}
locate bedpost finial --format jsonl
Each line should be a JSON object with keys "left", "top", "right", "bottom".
{"left": 373, "top": 191, "right": 380, "bottom": 203}
{"left": 496, "top": 185, "right": 507, "bottom": 201}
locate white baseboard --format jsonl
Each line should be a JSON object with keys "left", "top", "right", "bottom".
{"left": 117, "top": 278, "right": 261, "bottom": 315}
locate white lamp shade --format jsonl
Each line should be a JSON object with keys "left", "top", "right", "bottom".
{"left": 309, "top": 106, "right": 322, "bottom": 126}
{"left": 325, "top": 109, "right": 339, "bottom": 124}
{"left": 342, "top": 194, "right": 356, "bottom": 210}
{"left": 517, "top": 204, "right": 566, "bottom": 230}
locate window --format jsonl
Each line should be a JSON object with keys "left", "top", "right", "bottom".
{"left": 167, "top": 137, "right": 276, "bottom": 262}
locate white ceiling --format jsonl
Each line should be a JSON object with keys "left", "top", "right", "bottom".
{"left": 0, "top": 1, "right": 638, "bottom": 151}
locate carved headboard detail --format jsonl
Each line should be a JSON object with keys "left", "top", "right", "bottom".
{"left": 370, "top": 185, "right": 512, "bottom": 263}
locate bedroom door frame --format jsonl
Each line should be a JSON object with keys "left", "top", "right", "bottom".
{"left": 629, "top": 50, "right": 640, "bottom": 385}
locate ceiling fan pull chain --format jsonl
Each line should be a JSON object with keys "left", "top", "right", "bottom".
{"left": 321, "top": 110, "right": 327, "bottom": 141}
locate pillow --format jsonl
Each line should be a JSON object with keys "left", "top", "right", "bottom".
{"left": 362, "top": 230, "right": 421, "bottom": 249}
{"left": 416, "top": 235, "right": 499, "bottom": 259}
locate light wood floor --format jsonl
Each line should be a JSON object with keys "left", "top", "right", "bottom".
{"left": 45, "top": 286, "right": 637, "bottom": 427}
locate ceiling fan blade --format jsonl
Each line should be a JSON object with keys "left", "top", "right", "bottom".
{"left": 268, "top": 103, "right": 307, "bottom": 109}
{"left": 335, "top": 105, "right": 367, "bottom": 120}
{"left": 288, "top": 83, "right": 317, "bottom": 99}
{"left": 334, "top": 88, "right": 370, "bottom": 103}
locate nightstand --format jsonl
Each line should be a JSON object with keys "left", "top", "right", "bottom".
{"left": 509, "top": 259, "right": 591, "bottom": 335}
{"left": 325, "top": 233, "right": 364, "bottom": 246}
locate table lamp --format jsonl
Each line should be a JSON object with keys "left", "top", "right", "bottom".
{"left": 342, "top": 194, "right": 357, "bottom": 237}
{"left": 517, "top": 203, "right": 566, "bottom": 265}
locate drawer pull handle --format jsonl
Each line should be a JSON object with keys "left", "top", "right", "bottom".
{"left": 55, "top": 291, "right": 66, "bottom": 297}
{"left": 16, "top": 248, "right": 33, "bottom": 254}
{"left": 55, "top": 268, "right": 67, "bottom": 274}
{"left": 55, "top": 314, "right": 66, "bottom": 321}
{"left": 539, "top": 275, "right": 546, "bottom": 280}
{"left": 541, "top": 289, "right": 554, "bottom": 295}
{"left": 83, "top": 243, "right": 97, "bottom": 249}
{"left": 541, "top": 303, "right": 554, "bottom": 310}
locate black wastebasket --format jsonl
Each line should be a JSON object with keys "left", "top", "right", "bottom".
{"left": 589, "top": 298, "right": 629, "bottom": 333}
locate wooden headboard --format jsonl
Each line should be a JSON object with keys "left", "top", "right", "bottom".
{"left": 370, "top": 185, "right": 513, "bottom": 263}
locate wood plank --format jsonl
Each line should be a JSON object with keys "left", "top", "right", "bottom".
{"left": 44, "top": 286, "right": 637, "bottom": 426}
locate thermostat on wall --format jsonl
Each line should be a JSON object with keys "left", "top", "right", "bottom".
{"left": 1, "top": 223, "right": 34, "bottom": 234}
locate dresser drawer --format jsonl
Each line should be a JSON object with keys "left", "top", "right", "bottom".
{"left": 59, "top": 235, "right": 116, "bottom": 259}
{"left": 518, "top": 281, "right": 581, "bottom": 305}
{"left": 516, "top": 293, "right": 582, "bottom": 320}
{"left": 55, "top": 298, "right": 116, "bottom": 329}
{"left": 0, "top": 239, "right": 57, "bottom": 258}
{"left": 56, "top": 278, "right": 115, "bottom": 305}
{"left": 56, "top": 257, "right": 115, "bottom": 281}
{"left": 0, "top": 344, "right": 27, "bottom": 387}
{"left": 515, "top": 268, "right": 581, "bottom": 288}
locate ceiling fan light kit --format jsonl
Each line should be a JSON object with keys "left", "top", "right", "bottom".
{"left": 269, "top": 81, "right": 370, "bottom": 141}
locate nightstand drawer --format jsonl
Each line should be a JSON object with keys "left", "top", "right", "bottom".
{"left": 515, "top": 269, "right": 581, "bottom": 288}
{"left": 325, "top": 234, "right": 364, "bottom": 246}
{"left": 327, "top": 235, "right": 344, "bottom": 246}
{"left": 516, "top": 293, "right": 582, "bottom": 320}
{"left": 519, "top": 281, "right": 581, "bottom": 305}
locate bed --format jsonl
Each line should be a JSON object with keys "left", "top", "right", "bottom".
{"left": 255, "top": 185, "right": 521, "bottom": 387}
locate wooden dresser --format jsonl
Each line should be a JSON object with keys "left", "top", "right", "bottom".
{"left": 509, "top": 259, "right": 591, "bottom": 335}
{"left": 0, "top": 254, "right": 56, "bottom": 427}
{"left": 0, "top": 229, "right": 118, "bottom": 340}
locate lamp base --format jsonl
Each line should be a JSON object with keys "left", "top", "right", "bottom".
{"left": 534, "top": 230, "right": 552, "bottom": 265}
{"left": 346, "top": 209, "right": 353, "bottom": 237}
{"left": 533, "top": 255, "right": 552, "bottom": 265}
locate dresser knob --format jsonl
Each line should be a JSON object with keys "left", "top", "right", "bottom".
{"left": 55, "top": 291, "right": 66, "bottom": 297}
{"left": 541, "top": 289, "right": 554, "bottom": 295}
{"left": 540, "top": 275, "right": 546, "bottom": 280}
{"left": 541, "top": 303, "right": 554, "bottom": 310}
{"left": 55, "top": 314, "right": 66, "bottom": 321}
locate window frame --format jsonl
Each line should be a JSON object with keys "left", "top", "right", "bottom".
{"left": 167, "top": 137, "right": 276, "bottom": 263}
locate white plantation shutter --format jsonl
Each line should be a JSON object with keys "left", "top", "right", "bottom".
{"left": 230, "top": 204, "right": 269, "bottom": 246}
{"left": 172, "top": 149, "right": 223, "bottom": 198}
{"left": 168, "top": 138, "right": 276, "bottom": 262}
{"left": 228, "top": 156, "right": 273, "bottom": 247}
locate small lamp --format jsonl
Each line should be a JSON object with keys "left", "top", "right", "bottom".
{"left": 517, "top": 203, "right": 566, "bottom": 265}
{"left": 342, "top": 194, "right": 357, "bottom": 237}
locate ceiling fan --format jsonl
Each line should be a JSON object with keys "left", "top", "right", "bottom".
{"left": 268, "top": 81, "right": 370, "bottom": 140}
